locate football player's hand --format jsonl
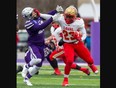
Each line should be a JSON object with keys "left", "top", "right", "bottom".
{"left": 56, "top": 5, "right": 64, "bottom": 13}
{"left": 56, "top": 46, "right": 61, "bottom": 51}
{"left": 52, "top": 13, "right": 60, "bottom": 21}
{"left": 33, "top": 8, "right": 40, "bottom": 16}
{"left": 45, "top": 39, "right": 50, "bottom": 45}
{"left": 73, "top": 31, "right": 82, "bottom": 41}
{"left": 58, "top": 38, "right": 64, "bottom": 46}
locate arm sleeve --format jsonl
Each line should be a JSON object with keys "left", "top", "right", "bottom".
{"left": 80, "top": 27, "right": 87, "bottom": 41}
{"left": 50, "top": 26, "right": 55, "bottom": 35}
{"left": 52, "top": 27, "right": 62, "bottom": 42}
{"left": 47, "top": 10, "right": 57, "bottom": 15}
{"left": 77, "top": 18, "right": 87, "bottom": 41}
{"left": 40, "top": 13, "right": 52, "bottom": 20}
{"left": 40, "top": 10, "right": 57, "bottom": 20}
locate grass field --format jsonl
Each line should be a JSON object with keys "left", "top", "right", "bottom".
{"left": 17, "top": 65, "right": 100, "bottom": 88}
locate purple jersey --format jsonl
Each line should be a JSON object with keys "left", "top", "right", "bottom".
{"left": 25, "top": 17, "right": 52, "bottom": 46}
{"left": 24, "top": 10, "right": 57, "bottom": 46}
{"left": 24, "top": 10, "right": 57, "bottom": 67}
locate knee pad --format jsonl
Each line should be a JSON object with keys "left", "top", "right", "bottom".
{"left": 28, "top": 65, "right": 40, "bottom": 76}
{"left": 30, "top": 59, "right": 41, "bottom": 66}
{"left": 33, "top": 65, "right": 40, "bottom": 70}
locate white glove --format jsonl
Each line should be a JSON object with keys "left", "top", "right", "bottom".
{"left": 56, "top": 5, "right": 64, "bottom": 12}
{"left": 52, "top": 13, "right": 60, "bottom": 21}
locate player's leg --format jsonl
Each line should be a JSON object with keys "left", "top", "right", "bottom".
{"left": 71, "top": 63, "right": 90, "bottom": 75}
{"left": 63, "top": 56, "right": 90, "bottom": 75}
{"left": 22, "top": 48, "right": 41, "bottom": 78}
{"left": 49, "top": 49, "right": 64, "bottom": 75}
{"left": 23, "top": 45, "right": 43, "bottom": 86}
{"left": 74, "top": 42, "right": 98, "bottom": 74}
{"left": 21, "top": 50, "right": 30, "bottom": 78}
{"left": 62, "top": 43, "right": 75, "bottom": 86}
{"left": 49, "top": 49, "right": 64, "bottom": 60}
{"left": 46, "top": 53, "right": 62, "bottom": 75}
{"left": 21, "top": 49, "right": 41, "bottom": 78}
{"left": 23, "top": 65, "right": 40, "bottom": 86}
{"left": 21, "top": 50, "right": 32, "bottom": 86}
{"left": 25, "top": 46, "right": 42, "bottom": 68}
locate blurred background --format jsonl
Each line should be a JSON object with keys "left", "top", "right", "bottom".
{"left": 16, "top": 0, "right": 100, "bottom": 66}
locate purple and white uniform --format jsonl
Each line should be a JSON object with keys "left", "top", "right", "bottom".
{"left": 24, "top": 10, "right": 57, "bottom": 67}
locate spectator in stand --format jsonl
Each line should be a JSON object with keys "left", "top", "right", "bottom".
{"left": 84, "top": 22, "right": 91, "bottom": 51}
{"left": 84, "top": 30, "right": 91, "bottom": 51}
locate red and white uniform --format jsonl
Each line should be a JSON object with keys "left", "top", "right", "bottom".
{"left": 49, "top": 25, "right": 65, "bottom": 60}
{"left": 49, "top": 24, "right": 78, "bottom": 63}
{"left": 40, "top": 12, "right": 98, "bottom": 75}
{"left": 50, "top": 26, "right": 63, "bottom": 48}
{"left": 57, "top": 14, "right": 87, "bottom": 42}
{"left": 55, "top": 14, "right": 97, "bottom": 74}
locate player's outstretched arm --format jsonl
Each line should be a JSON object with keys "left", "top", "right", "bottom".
{"left": 40, "top": 5, "right": 63, "bottom": 20}
{"left": 30, "top": 13, "right": 59, "bottom": 31}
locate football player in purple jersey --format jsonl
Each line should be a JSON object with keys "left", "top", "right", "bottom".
{"left": 21, "top": 6, "right": 63, "bottom": 86}
{"left": 16, "top": 40, "right": 62, "bottom": 75}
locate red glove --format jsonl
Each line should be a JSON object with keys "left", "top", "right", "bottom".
{"left": 33, "top": 8, "right": 40, "bottom": 16}
{"left": 52, "top": 22, "right": 60, "bottom": 29}
{"left": 73, "top": 31, "right": 81, "bottom": 41}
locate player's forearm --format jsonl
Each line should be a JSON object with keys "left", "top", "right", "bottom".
{"left": 40, "top": 13, "right": 52, "bottom": 20}
{"left": 47, "top": 10, "right": 57, "bottom": 15}
{"left": 40, "top": 10, "right": 57, "bottom": 20}
{"left": 81, "top": 27, "right": 87, "bottom": 41}
{"left": 46, "top": 35, "right": 53, "bottom": 41}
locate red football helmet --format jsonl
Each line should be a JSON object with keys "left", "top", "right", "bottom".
{"left": 51, "top": 22, "right": 59, "bottom": 29}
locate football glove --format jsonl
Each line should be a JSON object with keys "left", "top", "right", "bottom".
{"left": 56, "top": 5, "right": 64, "bottom": 13}
{"left": 52, "top": 13, "right": 60, "bottom": 21}
{"left": 58, "top": 38, "right": 65, "bottom": 46}
{"left": 33, "top": 8, "right": 40, "bottom": 16}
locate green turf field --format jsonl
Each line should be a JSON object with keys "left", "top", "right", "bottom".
{"left": 17, "top": 65, "right": 100, "bottom": 88}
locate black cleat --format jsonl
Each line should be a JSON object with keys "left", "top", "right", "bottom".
{"left": 17, "top": 65, "right": 23, "bottom": 73}
{"left": 35, "top": 71, "right": 39, "bottom": 75}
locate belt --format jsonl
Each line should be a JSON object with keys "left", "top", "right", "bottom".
{"left": 64, "top": 41, "right": 79, "bottom": 44}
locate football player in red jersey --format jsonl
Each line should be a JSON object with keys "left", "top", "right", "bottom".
{"left": 53, "top": 5, "right": 98, "bottom": 86}
{"left": 46, "top": 21, "right": 90, "bottom": 76}
{"left": 28, "top": 5, "right": 98, "bottom": 87}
